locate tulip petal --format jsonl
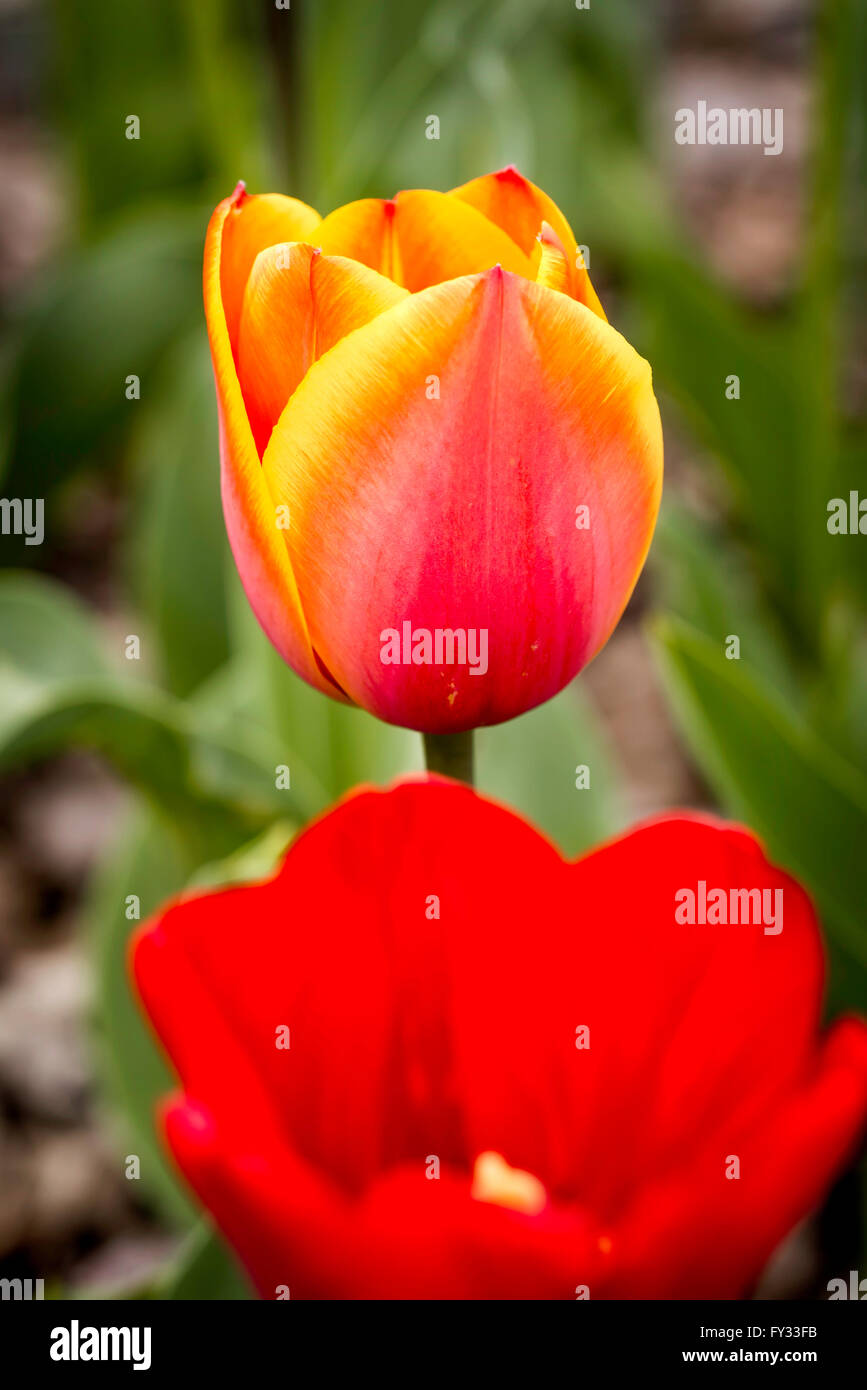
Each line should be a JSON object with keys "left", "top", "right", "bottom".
{"left": 161, "top": 1098, "right": 332, "bottom": 1299}
{"left": 314, "top": 189, "right": 533, "bottom": 291}
{"left": 450, "top": 164, "right": 606, "bottom": 318}
{"left": 217, "top": 186, "right": 322, "bottom": 355}
{"left": 535, "top": 221, "right": 572, "bottom": 295}
{"left": 349, "top": 1163, "right": 604, "bottom": 1299}
{"left": 237, "top": 244, "right": 408, "bottom": 455}
{"left": 204, "top": 186, "right": 344, "bottom": 698}
{"left": 132, "top": 780, "right": 867, "bottom": 1299}
{"left": 134, "top": 893, "right": 360, "bottom": 1302}
{"left": 609, "top": 1019, "right": 867, "bottom": 1298}
{"left": 262, "top": 267, "right": 662, "bottom": 732}
{"left": 496, "top": 813, "right": 829, "bottom": 1213}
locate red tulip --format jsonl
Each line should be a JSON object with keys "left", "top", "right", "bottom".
{"left": 132, "top": 781, "right": 867, "bottom": 1299}
{"left": 204, "top": 169, "right": 663, "bottom": 732}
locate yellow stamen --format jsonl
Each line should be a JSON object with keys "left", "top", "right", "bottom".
{"left": 471, "top": 1151, "right": 547, "bottom": 1215}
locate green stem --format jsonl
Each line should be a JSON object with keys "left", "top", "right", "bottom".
{"left": 423, "top": 731, "right": 475, "bottom": 787}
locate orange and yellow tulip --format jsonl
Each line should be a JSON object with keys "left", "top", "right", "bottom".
{"left": 204, "top": 167, "right": 663, "bottom": 733}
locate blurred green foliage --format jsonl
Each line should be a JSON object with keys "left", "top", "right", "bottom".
{"left": 0, "top": 0, "right": 864, "bottom": 1295}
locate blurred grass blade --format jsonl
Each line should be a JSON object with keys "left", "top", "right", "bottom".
{"left": 88, "top": 809, "right": 197, "bottom": 1227}
{"left": 635, "top": 259, "right": 817, "bottom": 644}
{"left": 129, "top": 335, "right": 230, "bottom": 698}
{"left": 158, "top": 1224, "right": 252, "bottom": 1300}
{"left": 91, "top": 817, "right": 296, "bottom": 1241}
{"left": 3, "top": 214, "right": 202, "bottom": 499}
{"left": 652, "top": 616, "right": 867, "bottom": 980}
{"left": 652, "top": 503, "right": 799, "bottom": 701}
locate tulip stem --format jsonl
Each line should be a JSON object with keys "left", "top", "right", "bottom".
{"left": 423, "top": 731, "right": 475, "bottom": 787}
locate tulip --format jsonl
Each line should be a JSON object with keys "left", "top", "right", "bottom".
{"left": 132, "top": 780, "right": 867, "bottom": 1299}
{"left": 204, "top": 169, "right": 663, "bottom": 734}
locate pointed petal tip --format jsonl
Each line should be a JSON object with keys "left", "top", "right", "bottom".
{"left": 480, "top": 262, "right": 506, "bottom": 290}
{"left": 471, "top": 262, "right": 507, "bottom": 290}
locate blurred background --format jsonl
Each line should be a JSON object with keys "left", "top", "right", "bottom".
{"left": 0, "top": 0, "right": 864, "bottom": 1298}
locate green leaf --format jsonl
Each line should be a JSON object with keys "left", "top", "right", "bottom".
{"left": 652, "top": 616, "right": 867, "bottom": 999}
{"left": 0, "top": 572, "right": 115, "bottom": 682}
{"left": 3, "top": 213, "right": 202, "bottom": 500}
{"left": 477, "top": 682, "right": 624, "bottom": 856}
{"left": 52, "top": 0, "right": 210, "bottom": 226}
{"left": 128, "top": 333, "right": 230, "bottom": 698}
{"left": 159, "top": 1224, "right": 251, "bottom": 1300}
{"left": 652, "top": 503, "right": 799, "bottom": 701}
{"left": 0, "top": 576, "right": 324, "bottom": 857}
{"left": 87, "top": 808, "right": 197, "bottom": 1227}
{"left": 0, "top": 676, "right": 289, "bottom": 857}
{"left": 186, "top": 819, "right": 295, "bottom": 891}
{"left": 636, "top": 263, "right": 812, "bottom": 627}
